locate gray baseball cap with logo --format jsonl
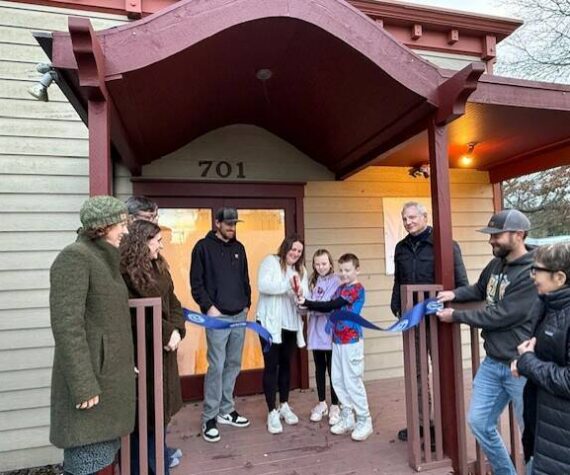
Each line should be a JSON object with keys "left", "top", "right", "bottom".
{"left": 478, "top": 209, "right": 531, "bottom": 235}
{"left": 215, "top": 207, "right": 243, "bottom": 224}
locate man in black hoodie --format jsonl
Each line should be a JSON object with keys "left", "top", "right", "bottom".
{"left": 437, "top": 209, "right": 537, "bottom": 475}
{"left": 190, "top": 207, "right": 252, "bottom": 443}
{"left": 391, "top": 201, "right": 469, "bottom": 443}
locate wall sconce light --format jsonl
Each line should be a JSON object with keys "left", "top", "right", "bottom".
{"left": 28, "top": 63, "right": 58, "bottom": 102}
{"left": 408, "top": 163, "right": 430, "bottom": 179}
{"left": 459, "top": 142, "right": 478, "bottom": 167}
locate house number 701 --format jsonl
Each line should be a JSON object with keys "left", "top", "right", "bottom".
{"left": 198, "top": 160, "right": 246, "bottom": 179}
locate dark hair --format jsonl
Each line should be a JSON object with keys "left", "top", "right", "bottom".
{"left": 78, "top": 224, "right": 115, "bottom": 240}
{"left": 534, "top": 242, "right": 570, "bottom": 281}
{"left": 125, "top": 196, "right": 158, "bottom": 216}
{"left": 309, "top": 249, "right": 335, "bottom": 290}
{"left": 338, "top": 253, "right": 360, "bottom": 268}
{"left": 276, "top": 234, "right": 306, "bottom": 278}
{"left": 120, "top": 220, "right": 169, "bottom": 295}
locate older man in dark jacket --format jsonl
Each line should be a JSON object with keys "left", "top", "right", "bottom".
{"left": 391, "top": 201, "right": 469, "bottom": 443}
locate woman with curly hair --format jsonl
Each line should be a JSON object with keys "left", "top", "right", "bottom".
{"left": 120, "top": 220, "right": 186, "bottom": 474}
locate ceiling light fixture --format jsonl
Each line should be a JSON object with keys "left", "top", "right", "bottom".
{"left": 256, "top": 68, "right": 273, "bottom": 81}
{"left": 459, "top": 142, "right": 477, "bottom": 167}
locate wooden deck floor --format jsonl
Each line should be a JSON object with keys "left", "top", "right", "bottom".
{"left": 166, "top": 378, "right": 453, "bottom": 475}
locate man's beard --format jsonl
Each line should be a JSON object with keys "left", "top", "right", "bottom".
{"left": 492, "top": 243, "right": 511, "bottom": 259}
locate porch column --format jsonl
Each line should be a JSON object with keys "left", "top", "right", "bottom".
{"left": 88, "top": 100, "right": 112, "bottom": 195}
{"left": 69, "top": 16, "right": 113, "bottom": 196}
{"left": 428, "top": 117, "right": 468, "bottom": 474}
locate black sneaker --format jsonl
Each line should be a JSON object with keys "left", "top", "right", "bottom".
{"left": 397, "top": 425, "right": 435, "bottom": 442}
{"left": 202, "top": 418, "right": 220, "bottom": 442}
{"left": 216, "top": 410, "right": 250, "bottom": 428}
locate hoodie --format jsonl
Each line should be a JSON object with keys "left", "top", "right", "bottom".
{"left": 452, "top": 248, "right": 538, "bottom": 364}
{"left": 190, "top": 231, "right": 251, "bottom": 315}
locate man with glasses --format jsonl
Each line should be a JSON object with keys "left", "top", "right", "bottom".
{"left": 126, "top": 196, "right": 159, "bottom": 223}
{"left": 436, "top": 209, "right": 538, "bottom": 475}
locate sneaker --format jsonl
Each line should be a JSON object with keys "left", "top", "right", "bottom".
{"left": 397, "top": 424, "right": 435, "bottom": 442}
{"left": 202, "top": 418, "right": 220, "bottom": 443}
{"left": 330, "top": 408, "right": 355, "bottom": 435}
{"left": 279, "top": 402, "right": 299, "bottom": 425}
{"left": 328, "top": 404, "right": 341, "bottom": 426}
{"left": 351, "top": 416, "right": 373, "bottom": 441}
{"left": 310, "top": 402, "right": 328, "bottom": 422}
{"left": 267, "top": 409, "right": 283, "bottom": 434}
{"left": 168, "top": 448, "right": 182, "bottom": 460}
{"left": 217, "top": 410, "right": 250, "bottom": 428}
{"left": 169, "top": 456, "right": 180, "bottom": 469}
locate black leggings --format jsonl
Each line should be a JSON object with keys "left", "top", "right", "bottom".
{"left": 313, "top": 349, "right": 338, "bottom": 405}
{"left": 261, "top": 329, "right": 297, "bottom": 411}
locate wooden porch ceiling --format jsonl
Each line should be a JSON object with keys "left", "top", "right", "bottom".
{"left": 42, "top": 0, "right": 570, "bottom": 182}
{"left": 47, "top": 0, "right": 450, "bottom": 178}
{"left": 375, "top": 75, "right": 570, "bottom": 182}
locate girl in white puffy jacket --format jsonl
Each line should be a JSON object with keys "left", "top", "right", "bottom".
{"left": 256, "top": 234, "right": 309, "bottom": 434}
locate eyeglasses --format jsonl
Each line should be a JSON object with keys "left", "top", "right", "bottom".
{"left": 530, "top": 265, "right": 557, "bottom": 276}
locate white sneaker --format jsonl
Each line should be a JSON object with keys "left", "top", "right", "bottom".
{"left": 328, "top": 404, "right": 341, "bottom": 426}
{"left": 267, "top": 409, "right": 283, "bottom": 434}
{"left": 351, "top": 416, "right": 373, "bottom": 441}
{"left": 330, "top": 408, "right": 355, "bottom": 435}
{"left": 310, "top": 402, "right": 328, "bottom": 422}
{"left": 279, "top": 402, "right": 299, "bottom": 425}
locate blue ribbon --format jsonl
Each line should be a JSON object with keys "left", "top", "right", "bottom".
{"left": 329, "top": 298, "right": 443, "bottom": 333}
{"left": 183, "top": 308, "right": 273, "bottom": 352}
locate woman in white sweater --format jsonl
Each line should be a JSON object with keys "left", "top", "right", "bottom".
{"left": 256, "top": 234, "right": 309, "bottom": 434}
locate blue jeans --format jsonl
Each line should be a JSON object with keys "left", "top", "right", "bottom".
{"left": 130, "top": 429, "right": 170, "bottom": 475}
{"left": 468, "top": 357, "right": 526, "bottom": 475}
{"left": 203, "top": 311, "right": 247, "bottom": 421}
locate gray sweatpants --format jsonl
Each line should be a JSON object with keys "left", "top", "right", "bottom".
{"left": 202, "top": 311, "right": 247, "bottom": 422}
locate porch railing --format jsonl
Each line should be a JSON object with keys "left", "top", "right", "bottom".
{"left": 120, "top": 297, "right": 165, "bottom": 475}
{"left": 401, "top": 285, "right": 525, "bottom": 474}
{"left": 401, "top": 284, "right": 451, "bottom": 472}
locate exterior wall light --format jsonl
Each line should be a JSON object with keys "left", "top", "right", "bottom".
{"left": 408, "top": 163, "right": 430, "bottom": 178}
{"left": 459, "top": 142, "right": 477, "bottom": 167}
{"left": 28, "top": 63, "right": 58, "bottom": 102}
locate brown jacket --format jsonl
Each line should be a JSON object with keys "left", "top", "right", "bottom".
{"left": 123, "top": 268, "right": 186, "bottom": 426}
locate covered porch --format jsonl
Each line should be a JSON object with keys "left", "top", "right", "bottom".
{"left": 38, "top": 0, "right": 570, "bottom": 473}
{"left": 167, "top": 378, "right": 445, "bottom": 475}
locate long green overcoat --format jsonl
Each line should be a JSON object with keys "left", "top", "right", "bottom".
{"left": 49, "top": 235, "right": 136, "bottom": 449}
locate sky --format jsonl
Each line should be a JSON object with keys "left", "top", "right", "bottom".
{"left": 402, "top": 0, "right": 514, "bottom": 18}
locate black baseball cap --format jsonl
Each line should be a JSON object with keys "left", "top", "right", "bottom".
{"left": 478, "top": 209, "right": 531, "bottom": 235}
{"left": 215, "top": 207, "right": 242, "bottom": 224}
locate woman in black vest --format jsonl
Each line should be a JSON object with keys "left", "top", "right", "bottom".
{"left": 513, "top": 242, "right": 570, "bottom": 475}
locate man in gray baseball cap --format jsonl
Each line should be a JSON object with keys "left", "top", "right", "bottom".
{"left": 435, "top": 209, "right": 538, "bottom": 475}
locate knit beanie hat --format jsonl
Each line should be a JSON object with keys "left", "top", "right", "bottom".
{"left": 80, "top": 196, "right": 128, "bottom": 230}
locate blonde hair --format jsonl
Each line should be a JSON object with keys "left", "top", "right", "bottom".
{"left": 309, "top": 249, "right": 335, "bottom": 290}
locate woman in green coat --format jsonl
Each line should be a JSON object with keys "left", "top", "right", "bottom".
{"left": 49, "top": 196, "right": 135, "bottom": 475}
{"left": 120, "top": 220, "right": 187, "bottom": 474}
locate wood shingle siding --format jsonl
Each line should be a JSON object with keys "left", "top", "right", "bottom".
{"left": 0, "top": 1, "right": 126, "bottom": 470}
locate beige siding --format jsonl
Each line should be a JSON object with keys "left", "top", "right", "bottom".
{"left": 0, "top": 1, "right": 127, "bottom": 470}
{"left": 304, "top": 167, "right": 493, "bottom": 381}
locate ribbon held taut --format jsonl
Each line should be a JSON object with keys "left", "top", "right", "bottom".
{"left": 328, "top": 298, "right": 443, "bottom": 333}
{"left": 182, "top": 308, "right": 273, "bottom": 352}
